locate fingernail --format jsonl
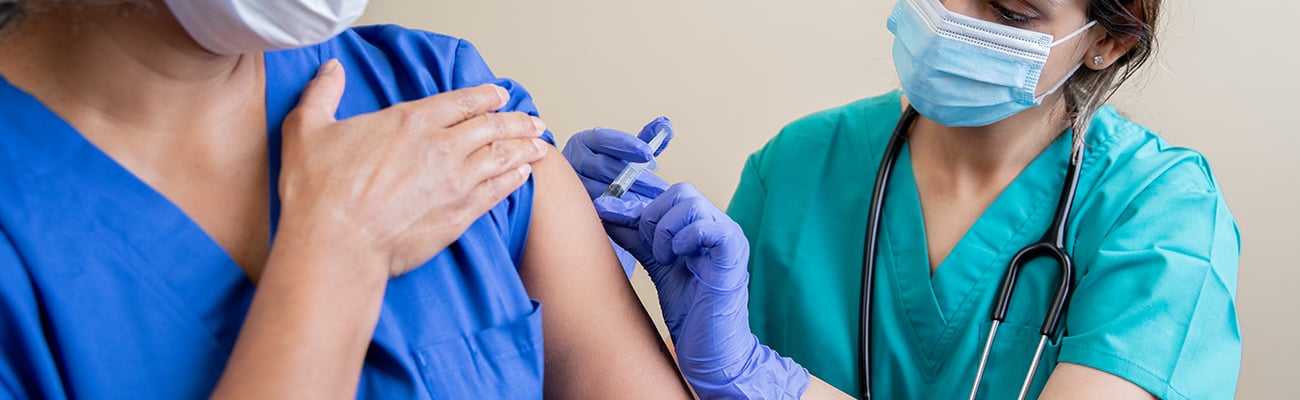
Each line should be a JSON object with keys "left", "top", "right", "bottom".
{"left": 518, "top": 163, "right": 533, "bottom": 176}
{"left": 533, "top": 138, "right": 549, "bottom": 153}
{"left": 494, "top": 85, "right": 509, "bottom": 104}
{"left": 531, "top": 117, "right": 546, "bottom": 133}
{"left": 318, "top": 59, "right": 338, "bottom": 75}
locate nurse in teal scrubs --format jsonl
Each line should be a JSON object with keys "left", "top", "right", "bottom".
{"left": 566, "top": 0, "right": 1241, "bottom": 398}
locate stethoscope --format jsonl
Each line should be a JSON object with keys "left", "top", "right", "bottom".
{"left": 858, "top": 106, "right": 1082, "bottom": 400}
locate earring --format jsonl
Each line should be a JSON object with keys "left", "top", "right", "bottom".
{"left": 1093, "top": 55, "right": 1105, "bottom": 66}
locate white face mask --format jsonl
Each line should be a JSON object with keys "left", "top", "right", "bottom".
{"left": 164, "top": 0, "right": 370, "bottom": 55}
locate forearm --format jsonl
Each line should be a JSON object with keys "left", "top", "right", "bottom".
{"left": 802, "top": 375, "right": 854, "bottom": 400}
{"left": 1039, "top": 363, "right": 1157, "bottom": 400}
{"left": 210, "top": 232, "right": 388, "bottom": 399}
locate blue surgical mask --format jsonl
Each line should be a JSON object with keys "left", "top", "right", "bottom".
{"left": 888, "top": 0, "right": 1097, "bottom": 127}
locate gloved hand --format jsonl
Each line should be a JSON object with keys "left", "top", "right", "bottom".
{"left": 562, "top": 117, "right": 674, "bottom": 276}
{"left": 561, "top": 117, "right": 674, "bottom": 203}
{"left": 594, "top": 184, "right": 810, "bottom": 400}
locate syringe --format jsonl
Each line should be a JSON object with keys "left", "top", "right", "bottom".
{"left": 601, "top": 126, "right": 670, "bottom": 198}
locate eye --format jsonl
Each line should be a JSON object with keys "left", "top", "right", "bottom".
{"left": 989, "top": 2, "right": 1035, "bottom": 26}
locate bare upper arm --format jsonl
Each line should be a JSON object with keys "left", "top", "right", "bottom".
{"left": 1040, "top": 363, "right": 1158, "bottom": 400}
{"left": 517, "top": 148, "right": 691, "bottom": 399}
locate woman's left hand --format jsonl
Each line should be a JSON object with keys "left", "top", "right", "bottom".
{"left": 594, "top": 183, "right": 810, "bottom": 399}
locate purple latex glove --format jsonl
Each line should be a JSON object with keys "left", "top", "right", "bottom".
{"left": 562, "top": 117, "right": 674, "bottom": 276}
{"left": 561, "top": 117, "right": 674, "bottom": 203}
{"left": 594, "top": 183, "right": 809, "bottom": 400}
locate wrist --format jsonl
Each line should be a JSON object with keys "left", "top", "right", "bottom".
{"left": 683, "top": 339, "right": 810, "bottom": 400}
{"left": 264, "top": 222, "right": 389, "bottom": 290}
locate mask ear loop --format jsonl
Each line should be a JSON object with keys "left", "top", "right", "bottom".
{"left": 1033, "top": 63, "right": 1084, "bottom": 102}
{"left": 1050, "top": 20, "right": 1099, "bottom": 47}
{"left": 1033, "top": 20, "right": 1099, "bottom": 101}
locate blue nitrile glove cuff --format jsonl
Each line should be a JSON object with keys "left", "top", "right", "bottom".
{"left": 685, "top": 340, "right": 811, "bottom": 400}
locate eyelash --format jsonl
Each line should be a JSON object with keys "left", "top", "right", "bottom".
{"left": 989, "top": 2, "right": 1034, "bottom": 25}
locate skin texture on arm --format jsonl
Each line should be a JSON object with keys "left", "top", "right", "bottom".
{"left": 804, "top": 376, "right": 855, "bottom": 399}
{"left": 1040, "top": 363, "right": 1158, "bottom": 399}
{"left": 518, "top": 148, "right": 692, "bottom": 398}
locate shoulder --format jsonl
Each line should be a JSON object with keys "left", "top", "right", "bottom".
{"left": 269, "top": 26, "right": 546, "bottom": 140}
{"left": 749, "top": 91, "right": 904, "bottom": 176}
{"left": 773, "top": 90, "right": 904, "bottom": 148}
{"left": 1077, "top": 106, "right": 1234, "bottom": 240}
{"left": 1062, "top": 108, "right": 1242, "bottom": 400}
{"left": 324, "top": 25, "right": 497, "bottom": 85}
{"left": 1073, "top": 104, "right": 1240, "bottom": 285}
{"left": 1084, "top": 106, "right": 1222, "bottom": 197}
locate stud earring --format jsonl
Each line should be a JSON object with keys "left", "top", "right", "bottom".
{"left": 1093, "top": 55, "right": 1104, "bottom": 66}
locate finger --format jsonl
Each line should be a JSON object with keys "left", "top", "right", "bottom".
{"left": 569, "top": 150, "right": 635, "bottom": 186}
{"left": 578, "top": 128, "right": 654, "bottom": 163}
{"left": 579, "top": 176, "right": 611, "bottom": 200}
{"left": 593, "top": 196, "right": 646, "bottom": 228}
{"left": 284, "top": 59, "right": 346, "bottom": 133}
{"left": 637, "top": 183, "right": 696, "bottom": 250}
{"left": 464, "top": 137, "right": 550, "bottom": 183}
{"left": 602, "top": 221, "right": 646, "bottom": 264}
{"left": 639, "top": 182, "right": 703, "bottom": 232}
{"left": 636, "top": 116, "right": 674, "bottom": 156}
{"left": 463, "top": 163, "right": 534, "bottom": 219}
{"left": 449, "top": 112, "right": 546, "bottom": 155}
{"left": 650, "top": 197, "right": 715, "bottom": 267}
{"left": 625, "top": 172, "right": 670, "bottom": 199}
{"left": 405, "top": 84, "right": 511, "bottom": 128}
{"left": 671, "top": 220, "right": 748, "bottom": 291}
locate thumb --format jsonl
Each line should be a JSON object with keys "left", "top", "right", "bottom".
{"left": 287, "top": 59, "right": 346, "bottom": 133}
{"left": 593, "top": 196, "right": 646, "bottom": 228}
{"left": 638, "top": 116, "right": 674, "bottom": 156}
{"left": 672, "top": 220, "right": 748, "bottom": 292}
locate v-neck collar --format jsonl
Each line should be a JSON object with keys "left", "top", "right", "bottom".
{"left": 879, "top": 131, "right": 1071, "bottom": 373}
{"left": 0, "top": 53, "right": 300, "bottom": 351}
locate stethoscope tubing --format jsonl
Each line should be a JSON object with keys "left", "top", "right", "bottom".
{"left": 858, "top": 106, "right": 1083, "bottom": 400}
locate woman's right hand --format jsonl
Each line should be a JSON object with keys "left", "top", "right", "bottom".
{"left": 276, "top": 59, "right": 549, "bottom": 277}
{"left": 594, "top": 184, "right": 811, "bottom": 399}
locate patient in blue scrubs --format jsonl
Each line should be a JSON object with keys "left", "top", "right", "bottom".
{"left": 0, "top": 0, "right": 691, "bottom": 398}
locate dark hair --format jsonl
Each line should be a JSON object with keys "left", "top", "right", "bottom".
{"left": 0, "top": 1, "right": 18, "bottom": 30}
{"left": 1063, "top": 0, "right": 1160, "bottom": 159}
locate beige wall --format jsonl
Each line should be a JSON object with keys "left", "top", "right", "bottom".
{"left": 360, "top": 1, "right": 1298, "bottom": 397}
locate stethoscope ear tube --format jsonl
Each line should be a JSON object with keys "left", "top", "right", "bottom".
{"left": 859, "top": 106, "right": 919, "bottom": 400}
{"left": 862, "top": 105, "right": 1081, "bottom": 399}
{"left": 992, "top": 244, "right": 1075, "bottom": 338}
{"left": 972, "top": 144, "right": 1083, "bottom": 400}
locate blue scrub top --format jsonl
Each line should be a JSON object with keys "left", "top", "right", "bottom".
{"left": 0, "top": 26, "right": 555, "bottom": 399}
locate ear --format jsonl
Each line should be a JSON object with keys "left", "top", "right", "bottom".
{"left": 1084, "top": 27, "right": 1140, "bottom": 71}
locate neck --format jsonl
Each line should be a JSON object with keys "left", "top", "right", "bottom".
{"left": 0, "top": 1, "right": 261, "bottom": 136}
{"left": 908, "top": 94, "right": 1070, "bottom": 188}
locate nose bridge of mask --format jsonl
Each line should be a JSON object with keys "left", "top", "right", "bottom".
{"left": 917, "top": 0, "right": 1053, "bottom": 62}
{"left": 923, "top": 0, "right": 1098, "bottom": 60}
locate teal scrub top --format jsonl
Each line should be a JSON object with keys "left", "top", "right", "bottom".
{"left": 730, "top": 91, "right": 1241, "bottom": 399}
